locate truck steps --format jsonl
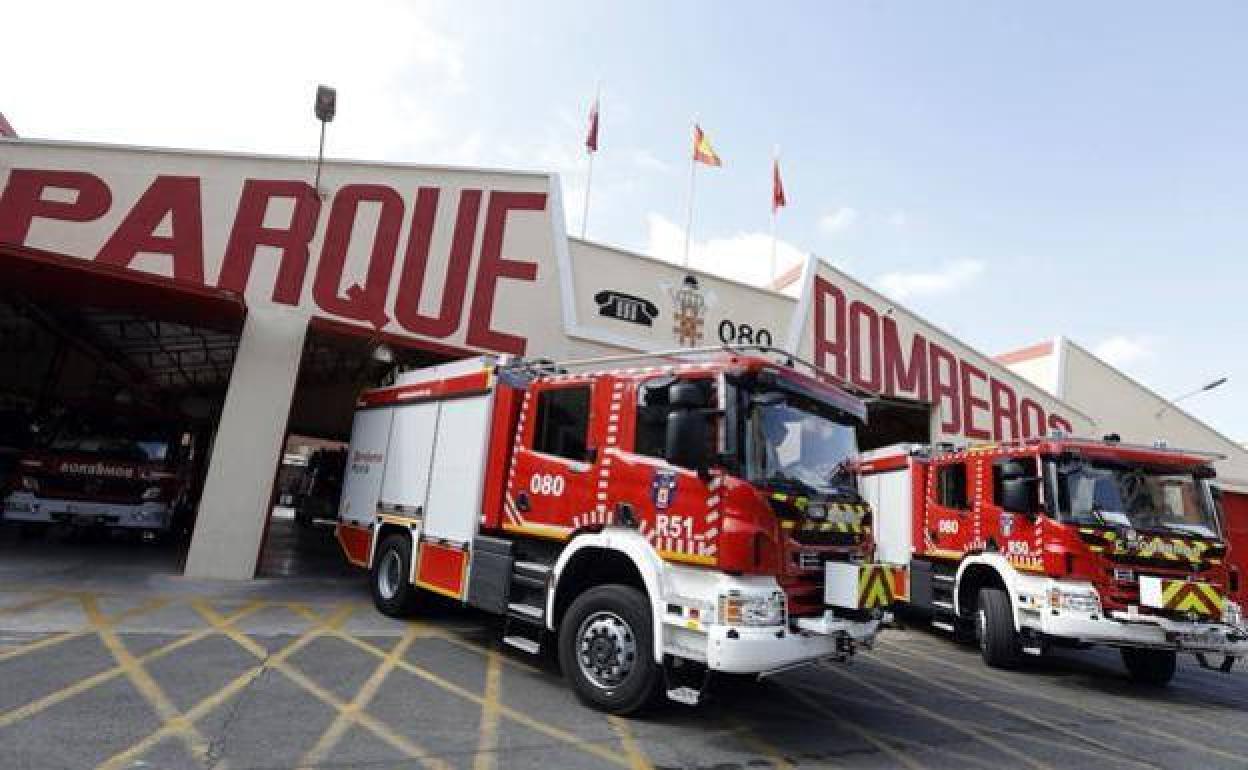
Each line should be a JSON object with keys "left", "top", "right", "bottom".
{"left": 502, "top": 635, "right": 542, "bottom": 655}
{"left": 501, "top": 557, "right": 553, "bottom": 656}
{"left": 507, "top": 602, "right": 544, "bottom": 620}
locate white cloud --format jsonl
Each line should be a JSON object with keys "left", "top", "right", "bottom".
{"left": 887, "top": 210, "right": 908, "bottom": 228}
{"left": 5, "top": 1, "right": 466, "bottom": 163}
{"left": 819, "top": 207, "right": 859, "bottom": 234}
{"left": 874, "top": 259, "right": 985, "bottom": 301}
{"left": 644, "top": 213, "right": 807, "bottom": 287}
{"left": 629, "top": 148, "right": 673, "bottom": 174}
{"left": 1092, "top": 335, "right": 1157, "bottom": 369}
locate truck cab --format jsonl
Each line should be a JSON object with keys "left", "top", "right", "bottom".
{"left": 862, "top": 437, "right": 1248, "bottom": 684}
{"left": 336, "top": 350, "right": 891, "bottom": 713}
{"left": 2, "top": 420, "right": 192, "bottom": 538}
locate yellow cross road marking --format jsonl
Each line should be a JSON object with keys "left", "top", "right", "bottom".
{"left": 876, "top": 641, "right": 1248, "bottom": 764}
{"left": 0, "top": 601, "right": 263, "bottom": 730}
{"left": 296, "top": 625, "right": 442, "bottom": 770}
{"left": 328, "top": 630, "right": 634, "bottom": 768}
{"left": 0, "top": 595, "right": 170, "bottom": 664}
{"left": 866, "top": 653, "right": 1158, "bottom": 769}
{"left": 783, "top": 685, "right": 927, "bottom": 770}
{"left": 82, "top": 596, "right": 217, "bottom": 765}
{"left": 0, "top": 591, "right": 70, "bottom": 616}
{"left": 725, "top": 718, "right": 795, "bottom": 770}
{"left": 607, "top": 715, "right": 656, "bottom": 770}
{"left": 473, "top": 650, "right": 504, "bottom": 770}
{"left": 93, "top": 603, "right": 356, "bottom": 770}
{"left": 820, "top": 664, "right": 1054, "bottom": 770}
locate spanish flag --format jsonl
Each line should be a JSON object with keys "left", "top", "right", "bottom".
{"left": 692, "top": 124, "right": 722, "bottom": 167}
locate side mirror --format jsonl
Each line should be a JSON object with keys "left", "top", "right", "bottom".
{"left": 1001, "top": 477, "right": 1040, "bottom": 516}
{"left": 667, "top": 409, "right": 710, "bottom": 476}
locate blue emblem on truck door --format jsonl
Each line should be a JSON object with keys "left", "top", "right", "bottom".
{"left": 651, "top": 470, "right": 678, "bottom": 510}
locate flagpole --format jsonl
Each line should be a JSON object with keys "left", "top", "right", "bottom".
{"left": 683, "top": 120, "right": 697, "bottom": 269}
{"left": 581, "top": 82, "right": 600, "bottom": 239}
{"left": 769, "top": 145, "right": 779, "bottom": 283}
{"left": 581, "top": 146, "right": 594, "bottom": 239}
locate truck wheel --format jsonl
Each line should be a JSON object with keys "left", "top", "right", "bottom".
{"left": 1121, "top": 648, "right": 1176, "bottom": 686}
{"left": 976, "top": 587, "right": 1020, "bottom": 668}
{"left": 371, "top": 534, "right": 425, "bottom": 617}
{"left": 558, "top": 585, "right": 662, "bottom": 715}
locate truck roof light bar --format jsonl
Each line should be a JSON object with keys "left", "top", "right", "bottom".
{"left": 924, "top": 436, "right": 1225, "bottom": 462}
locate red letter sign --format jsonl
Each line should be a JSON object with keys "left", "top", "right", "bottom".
{"left": 465, "top": 191, "right": 546, "bottom": 354}
{"left": 96, "top": 176, "right": 205, "bottom": 284}
{"left": 0, "top": 169, "right": 111, "bottom": 244}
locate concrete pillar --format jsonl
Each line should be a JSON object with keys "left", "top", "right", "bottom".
{"left": 184, "top": 306, "right": 307, "bottom": 579}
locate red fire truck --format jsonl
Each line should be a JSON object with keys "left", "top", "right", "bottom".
{"left": 2, "top": 419, "right": 196, "bottom": 539}
{"left": 859, "top": 438, "right": 1248, "bottom": 684}
{"left": 336, "top": 350, "right": 890, "bottom": 713}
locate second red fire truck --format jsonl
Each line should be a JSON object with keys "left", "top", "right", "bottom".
{"left": 859, "top": 437, "right": 1248, "bottom": 684}
{"left": 336, "top": 349, "right": 889, "bottom": 713}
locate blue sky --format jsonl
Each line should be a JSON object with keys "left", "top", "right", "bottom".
{"left": 7, "top": 1, "right": 1247, "bottom": 438}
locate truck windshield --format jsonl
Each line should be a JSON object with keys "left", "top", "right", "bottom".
{"left": 748, "top": 397, "right": 859, "bottom": 499}
{"left": 1053, "top": 460, "right": 1219, "bottom": 538}
{"left": 47, "top": 436, "right": 169, "bottom": 464}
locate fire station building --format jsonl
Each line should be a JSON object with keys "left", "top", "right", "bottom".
{"left": 1, "top": 138, "right": 1244, "bottom": 579}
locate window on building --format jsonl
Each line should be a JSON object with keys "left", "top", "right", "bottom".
{"left": 936, "top": 462, "right": 969, "bottom": 509}
{"left": 533, "top": 386, "right": 592, "bottom": 462}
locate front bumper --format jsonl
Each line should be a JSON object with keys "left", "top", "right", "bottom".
{"left": 1030, "top": 607, "right": 1248, "bottom": 657}
{"left": 2, "top": 493, "right": 171, "bottom": 531}
{"left": 707, "top": 612, "right": 881, "bottom": 674}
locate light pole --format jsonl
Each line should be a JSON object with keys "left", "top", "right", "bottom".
{"left": 313, "top": 85, "right": 336, "bottom": 198}
{"left": 1155, "top": 377, "right": 1228, "bottom": 418}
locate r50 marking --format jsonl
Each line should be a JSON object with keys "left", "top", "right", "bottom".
{"left": 937, "top": 519, "right": 959, "bottom": 535}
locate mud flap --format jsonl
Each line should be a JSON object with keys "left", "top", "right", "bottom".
{"left": 1194, "top": 652, "right": 1236, "bottom": 673}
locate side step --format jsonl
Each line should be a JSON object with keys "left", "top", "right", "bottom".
{"left": 501, "top": 560, "right": 553, "bottom": 656}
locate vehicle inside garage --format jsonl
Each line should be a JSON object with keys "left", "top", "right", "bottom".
{"left": 253, "top": 320, "right": 456, "bottom": 578}
{"left": 0, "top": 245, "right": 243, "bottom": 575}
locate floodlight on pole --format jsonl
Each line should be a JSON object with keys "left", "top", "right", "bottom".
{"left": 313, "top": 85, "right": 336, "bottom": 197}
{"left": 1155, "top": 376, "right": 1228, "bottom": 418}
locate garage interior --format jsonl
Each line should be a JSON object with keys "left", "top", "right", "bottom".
{"left": 253, "top": 320, "right": 454, "bottom": 578}
{"left": 0, "top": 245, "right": 243, "bottom": 576}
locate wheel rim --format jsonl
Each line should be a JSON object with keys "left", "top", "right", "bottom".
{"left": 378, "top": 549, "right": 402, "bottom": 600}
{"left": 576, "top": 610, "right": 637, "bottom": 690}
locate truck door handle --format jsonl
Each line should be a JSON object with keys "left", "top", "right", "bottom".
{"left": 516, "top": 492, "right": 531, "bottom": 512}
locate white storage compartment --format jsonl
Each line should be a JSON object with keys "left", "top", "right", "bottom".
{"left": 423, "top": 393, "right": 493, "bottom": 544}
{"left": 859, "top": 445, "right": 920, "bottom": 566}
{"left": 339, "top": 407, "right": 396, "bottom": 527}
{"left": 380, "top": 401, "right": 439, "bottom": 514}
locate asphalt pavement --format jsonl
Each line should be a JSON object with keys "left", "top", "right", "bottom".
{"left": 2, "top": 524, "right": 1248, "bottom": 770}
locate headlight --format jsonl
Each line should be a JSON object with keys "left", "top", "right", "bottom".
{"left": 1224, "top": 600, "right": 1244, "bottom": 628}
{"left": 141, "top": 486, "right": 163, "bottom": 501}
{"left": 1046, "top": 584, "right": 1101, "bottom": 614}
{"left": 719, "top": 591, "right": 786, "bottom": 627}
{"left": 20, "top": 476, "right": 39, "bottom": 493}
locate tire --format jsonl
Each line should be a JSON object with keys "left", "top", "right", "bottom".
{"left": 558, "top": 584, "right": 662, "bottom": 715}
{"left": 370, "top": 534, "right": 425, "bottom": 617}
{"left": 976, "top": 587, "right": 1020, "bottom": 668}
{"left": 1121, "top": 648, "right": 1176, "bottom": 686}
{"left": 18, "top": 522, "right": 48, "bottom": 540}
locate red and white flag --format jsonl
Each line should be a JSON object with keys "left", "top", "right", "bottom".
{"left": 772, "top": 157, "right": 787, "bottom": 213}
{"left": 585, "top": 96, "right": 600, "bottom": 153}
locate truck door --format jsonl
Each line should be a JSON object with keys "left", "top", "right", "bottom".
{"left": 990, "top": 456, "right": 1044, "bottom": 570}
{"left": 505, "top": 381, "right": 598, "bottom": 538}
{"left": 927, "top": 459, "right": 971, "bottom": 555}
